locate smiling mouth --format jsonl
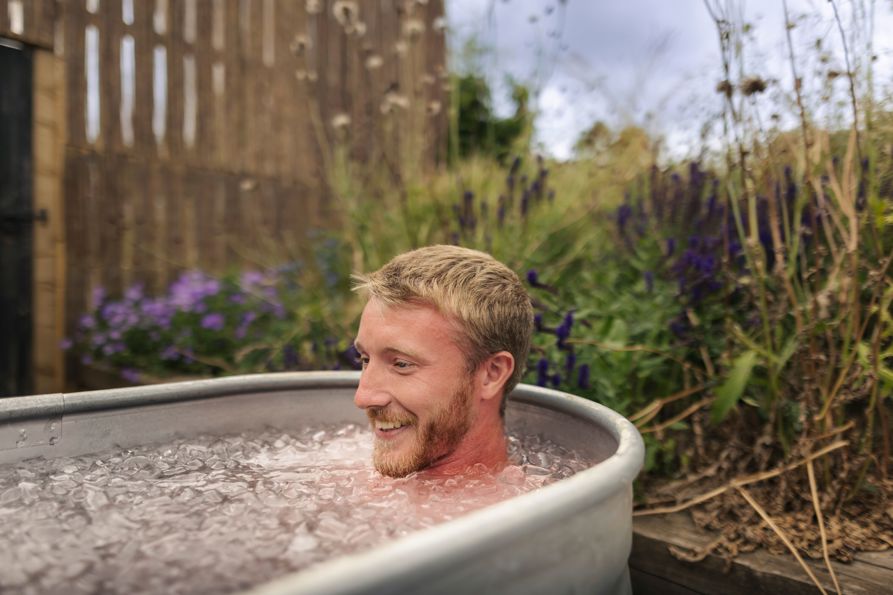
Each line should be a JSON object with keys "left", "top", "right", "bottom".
{"left": 373, "top": 420, "right": 413, "bottom": 436}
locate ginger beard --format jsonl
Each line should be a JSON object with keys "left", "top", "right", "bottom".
{"left": 367, "top": 377, "right": 475, "bottom": 478}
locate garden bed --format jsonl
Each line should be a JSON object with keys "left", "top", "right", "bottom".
{"left": 630, "top": 512, "right": 892, "bottom": 594}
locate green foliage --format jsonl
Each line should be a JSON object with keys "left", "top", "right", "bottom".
{"left": 711, "top": 350, "right": 757, "bottom": 423}
{"left": 449, "top": 73, "right": 530, "bottom": 163}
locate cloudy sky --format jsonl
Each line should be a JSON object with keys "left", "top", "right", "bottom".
{"left": 445, "top": 0, "right": 893, "bottom": 160}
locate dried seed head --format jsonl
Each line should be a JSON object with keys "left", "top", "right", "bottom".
{"left": 333, "top": 1, "right": 359, "bottom": 28}
{"left": 427, "top": 100, "right": 441, "bottom": 116}
{"left": 740, "top": 76, "right": 768, "bottom": 96}
{"left": 331, "top": 113, "right": 351, "bottom": 130}
{"left": 380, "top": 91, "right": 410, "bottom": 114}
{"left": 365, "top": 54, "right": 384, "bottom": 70}
{"left": 716, "top": 79, "right": 734, "bottom": 97}
{"left": 394, "top": 40, "right": 408, "bottom": 55}
{"left": 289, "top": 34, "right": 312, "bottom": 55}
{"left": 403, "top": 18, "right": 425, "bottom": 40}
{"left": 305, "top": 0, "right": 322, "bottom": 15}
{"left": 433, "top": 16, "right": 446, "bottom": 31}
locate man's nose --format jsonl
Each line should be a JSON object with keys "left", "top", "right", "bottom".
{"left": 354, "top": 363, "right": 391, "bottom": 409}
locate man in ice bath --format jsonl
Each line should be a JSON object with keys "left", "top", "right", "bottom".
{"left": 352, "top": 245, "right": 534, "bottom": 478}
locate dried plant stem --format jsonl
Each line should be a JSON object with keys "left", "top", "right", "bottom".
{"left": 812, "top": 420, "right": 854, "bottom": 442}
{"left": 807, "top": 460, "right": 842, "bottom": 595}
{"left": 630, "top": 383, "right": 711, "bottom": 424}
{"left": 817, "top": 249, "right": 893, "bottom": 421}
{"left": 737, "top": 487, "right": 829, "bottom": 595}
{"left": 634, "top": 439, "right": 848, "bottom": 516}
{"left": 780, "top": 0, "right": 811, "bottom": 162}
{"left": 640, "top": 397, "right": 714, "bottom": 434}
{"left": 567, "top": 338, "right": 696, "bottom": 377}
{"left": 828, "top": 0, "right": 863, "bottom": 166}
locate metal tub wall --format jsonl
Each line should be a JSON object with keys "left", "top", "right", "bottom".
{"left": 0, "top": 372, "right": 644, "bottom": 595}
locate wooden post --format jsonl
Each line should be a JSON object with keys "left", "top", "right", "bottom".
{"left": 31, "top": 48, "right": 67, "bottom": 392}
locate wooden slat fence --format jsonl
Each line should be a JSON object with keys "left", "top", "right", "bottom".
{"left": 3, "top": 0, "right": 447, "bottom": 337}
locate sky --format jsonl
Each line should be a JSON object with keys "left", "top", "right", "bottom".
{"left": 445, "top": 0, "right": 893, "bottom": 160}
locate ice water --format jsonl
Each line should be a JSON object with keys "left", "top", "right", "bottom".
{"left": 0, "top": 424, "right": 591, "bottom": 594}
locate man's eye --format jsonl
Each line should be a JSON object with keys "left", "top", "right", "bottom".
{"left": 359, "top": 356, "right": 370, "bottom": 369}
{"left": 394, "top": 360, "right": 412, "bottom": 369}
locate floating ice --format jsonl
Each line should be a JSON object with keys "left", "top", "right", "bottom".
{"left": 0, "top": 423, "right": 591, "bottom": 594}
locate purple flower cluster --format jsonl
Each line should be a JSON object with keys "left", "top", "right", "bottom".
{"left": 70, "top": 266, "right": 308, "bottom": 375}
{"left": 454, "top": 155, "right": 553, "bottom": 248}
{"left": 169, "top": 271, "right": 221, "bottom": 313}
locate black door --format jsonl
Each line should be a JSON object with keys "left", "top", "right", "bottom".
{"left": 0, "top": 40, "right": 33, "bottom": 397}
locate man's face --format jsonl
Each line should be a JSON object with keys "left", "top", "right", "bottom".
{"left": 353, "top": 299, "right": 478, "bottom": 477}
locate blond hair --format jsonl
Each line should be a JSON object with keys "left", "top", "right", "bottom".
{"left": 352, "top": 245, "right": 533, "bottom": 413}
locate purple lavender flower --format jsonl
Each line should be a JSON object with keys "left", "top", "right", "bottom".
{"left": 536, "top": 357, "right": 549, "bottom": 387}
{"left": 283, "top": 344, "right": 299, "bottom": 369}
{"left": 124, "top": 283, "right": 144, "bottom": 302}
{"left": 644, "top": 271, "right": 654, "bottom": 293}
{"left": 170, "top": 271, "right": 221, "bottom": 312}
{"left": 510, "top": 155, "right": 522, "bottom": 174}
{"left": 616, "top": 203, "right": 633, "bottom": 235}
{"left": 161, "top": 345, "right": 179, "bottom": 360}
{"left": 81, "top": 354, "right": 94, "bottom": 365}
{"left": 240, "top": 270, "right": 266, "bottom": 290}
{"left": 120, "top": 368, "right": 140, "bottom": 383}
{"left": 235, "top": 311, "right": 257, "bottom": 340}
{"left": 201, "top": 312, "right": 225, "bottom": 331}
{"left": 526, "top": 269, "right": 541, "bottom": 287}
{"left": 534, "top": 313, "right": 543, "bottom": 332}
{"left": 102, "top": 343, "right": 124, "bottom": 356}
{"left": 577, "top": 364, "right": 591, "bottom": 390}
{"left": 565, "top": 351, "right": 576, "bottom": 375}
{"left": 59, "top": 338, "right": 73, "bottom": 350}
{"left": 91, "top": 286, "right": 107, "bottom": 308}
{"left": 79, "top": 314, "right": 96, "bottom": 330}
{"left": 141, "top": 298, "right": 174, "bottom": 329}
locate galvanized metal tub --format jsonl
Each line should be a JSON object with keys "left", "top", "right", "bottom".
{"left": 0, "top": 371, "right": 644, "bottom": 595}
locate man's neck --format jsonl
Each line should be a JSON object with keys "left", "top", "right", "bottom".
{"left": 420, "top": 415, "right": 508, "bottom": 477}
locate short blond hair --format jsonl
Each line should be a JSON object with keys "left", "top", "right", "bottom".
{"left": 352, "top": 245, "right": 533, "bottom": 412}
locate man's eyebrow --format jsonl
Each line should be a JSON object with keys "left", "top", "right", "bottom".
{"left": 382, "top": 346, "right": 424, "bottom": 361}
{"left": 353, "top": 341, "right": 426, "bottom": 363}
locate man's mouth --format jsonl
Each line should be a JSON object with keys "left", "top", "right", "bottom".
{"left": 373, "top": 419, "right": 413, "bottom": 438}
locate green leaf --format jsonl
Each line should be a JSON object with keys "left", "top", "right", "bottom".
{"left": 711, "top": 350, "right": 758, "bottom": 424}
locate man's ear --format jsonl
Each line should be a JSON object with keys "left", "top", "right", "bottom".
{"left": 477, "top": 351, "right": 515, "bottom": 401}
